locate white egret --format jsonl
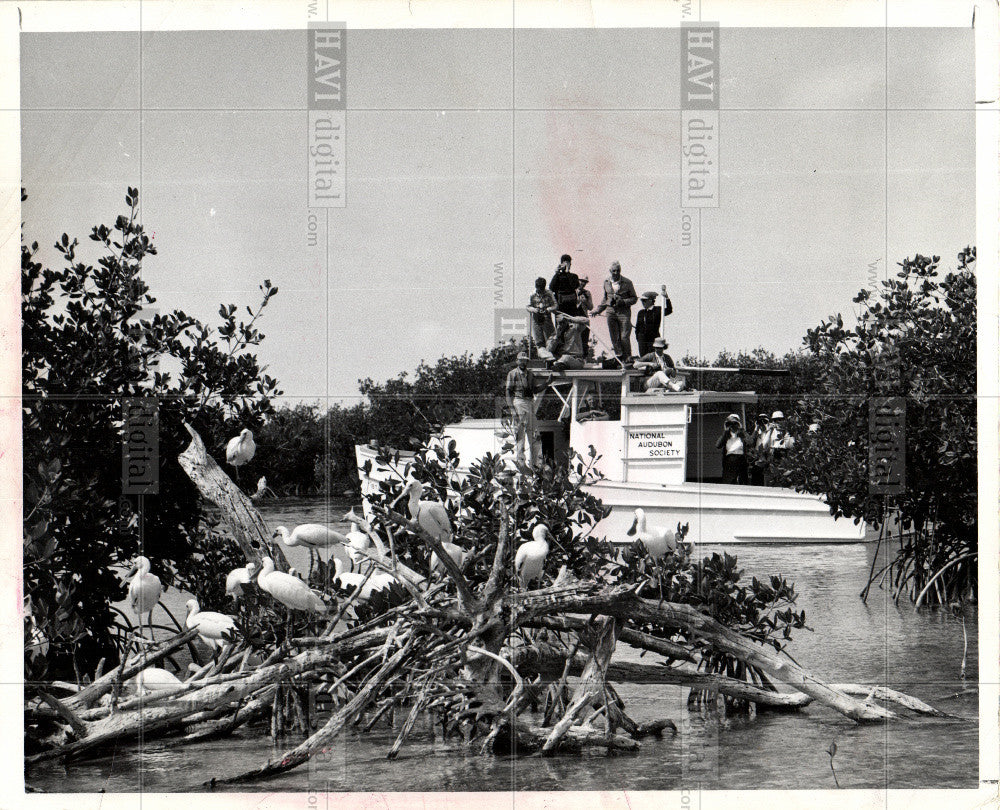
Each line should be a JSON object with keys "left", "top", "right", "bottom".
{"left": 224, "top": 562, "right": 257, "bottom": 601}
{"left": 514, "top": 524, "right": 552, "bottom": 589}
{"left": 225, "top": 428, "right": 256, "bottom": 481}
{"left": 626, "top": 508, "right": 677, "bottom": 560}
{"left": 127, "top": 556, "right": 162, "bottom": 638}
{"left": 256, "top": 558, "right": 327, "bottom": 613}
{"left": 133, "top": 667, "right": 182, "bottom": 695}
{"left": 185, "top": 599, "right": 237, "bottom": 652}
{"left": 429, "top": 541, "right": 468, "bottom": 578}
{"left": 391, "top": 479, "right": 453, "bottom": 542}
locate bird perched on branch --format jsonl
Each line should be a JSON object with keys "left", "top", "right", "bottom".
{"left": 515, "top": 524, "right": 552, "bottom": 589}
{"left": 627, "top": 508, "right": 677, "bottom": 559}
{"left": 185, "top": 599, "right": 237, "bottom": 652}
{"left": 249, "top": 475, "right": 276, "bottom": 503}
{"left": 225, "top": 562, "right": 257, "bottom": 602}
{"left": 429, "top": 541, "right": 469, "bottom": 578}
{"left": 225, "top": 428, "right": 256, "bottom": 481}
{"left": 332, "top": 558, "right": 398, "bottom": 602}
{"left": 391, "top": 479, "right": 453, "bottom": 542}
{"left": 126, "top": 555, "right": 162, "bottom": 638}
{"left": 256, "top": 558, "right": 327, "bottom": 613}
{"left": 345, "top": 523, "right": 372, "bottom": 569}
{"left": 133, "top": 667, "right": 182, "bottom": 695}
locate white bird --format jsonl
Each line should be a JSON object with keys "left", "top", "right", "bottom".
{"left": 429, "top": 541, "right": 468, "bottom": 577}
{"left": 185, "top": 599, "right": 237, "bottom": 652}
{"left": 391, "top": 479, "right": 453, "bottom": 542}
{"left": 127, "top": 556, "right": 162, "bottom": 637}
{"left": 273, "top": 524, "right": 353, "bottom": 574}
{"left": 626, "top": 508, "right": 678, "bottom": 560}
{"left": 514, "top": 524, "right": 552, "bottom": 589}
{"left": 345, "top": 523, "right": 372, "bottom": 569}
{"left": 133, "top": 667, "right": 182, "bottom": 695}
{"left": 250, "top": 475, "right": 275, "bottom": 502}
{"left": 332, "top": 558, "right": 399, "bottom": 602}
{"left": 225, "top": 428, "right": 256, "bottom": 480}
{"left": 225, "top": 562, "right": 257, "bottom": 601}
{"left": 257, "top": 558, "right": 327, "bottom": 613}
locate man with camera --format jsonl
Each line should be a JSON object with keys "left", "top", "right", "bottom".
{"left": 549, "top": 254, "right": 581, "bottom": 315}
{"left": 760, "top": 410, "right": 796, "bottom": 485}
{"left": 591, "top": 260, "right": 638, "bottom": 361}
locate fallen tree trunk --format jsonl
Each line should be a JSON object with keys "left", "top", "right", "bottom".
{"left": 511, "top": 583, "right": 893, "bottom": 722}
{"left": 178, "top": 423, "right": 289, "bottom": 569}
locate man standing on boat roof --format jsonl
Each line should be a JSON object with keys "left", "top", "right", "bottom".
{"left": 506, "top": 351, "right": 546, "bottom": 466}
{"left": 592, "top": 261, "right": 638, "bottom": 361}
{"left": 526, "top": 277, "right": 557, "bottom": 358}
{"left": 549, "top": 254, "right": 581, "bottom": 315}
{"left": 634, "top": 286, "right": 673, "bottom": 357}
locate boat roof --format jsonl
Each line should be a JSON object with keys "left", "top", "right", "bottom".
{"left": 542, "top": 369, "right": 758, "bottom": 404}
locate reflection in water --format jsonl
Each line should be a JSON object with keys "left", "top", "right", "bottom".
{"left": 27, "top": 498, "right": 979, "bottom": 792}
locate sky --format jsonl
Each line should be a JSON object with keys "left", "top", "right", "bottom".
{"left": 20, "top": 26, "right": 976, "bottom": 406}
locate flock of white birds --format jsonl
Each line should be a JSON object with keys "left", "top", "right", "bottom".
{"left": 123, "top": 429, "right": 682, "bottom": 693}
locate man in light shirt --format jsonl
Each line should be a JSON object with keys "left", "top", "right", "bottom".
{"left": 592, "top": 261, "right": 638, "bottom": 361}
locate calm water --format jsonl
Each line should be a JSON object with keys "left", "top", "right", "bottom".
{"left": 27, "top": 497, "right": 980, "bottom": 792}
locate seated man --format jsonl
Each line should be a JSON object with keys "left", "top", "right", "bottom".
{"left": 549, "top": 310, "right": 589, "bottom": 371}
{"left": 634, "top": 337, "right": 684, "bottom": 391}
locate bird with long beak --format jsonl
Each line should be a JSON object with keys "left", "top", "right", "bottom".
{"left": 225, "top": 428, "right": 256, "bottom": 482}
{"left": 272, "top": 524, "right": 353, "bottom": 576}
{"left": 345, "top": 523, "right": 372, "bottom": 570}
{"left": 514, "top": 524, "right": 551, "bottom": 589}
{"left": 390, "top": 479, "right": 453, "bottom": 543}
{"left": 185, "top": 599, "right": 237, "bottom": 654}
{"left": 225, "top": 562, "right": 258, "bottom": 602}
{"left": 626, "top": 508, "right": 677, "bottom": 560}
{"left": 126, "top": 555, "right": 163, "bottom": 639}
{"left": 429, "top": 541, "right": 468, "bottom": 578}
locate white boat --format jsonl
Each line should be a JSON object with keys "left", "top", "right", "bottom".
{"left": 356, "top": 368, "right": 866, "bottom": 545}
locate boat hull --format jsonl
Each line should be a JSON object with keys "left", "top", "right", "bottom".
{"left": 586, "top": 479, "right": 866, "bottom": 545}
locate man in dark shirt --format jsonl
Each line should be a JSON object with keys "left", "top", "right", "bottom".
{"left": 634, "top": 292, "right": 661, "bottom": 357}
{"left": 549, "top": 254, "right": 581, "bottom": 315}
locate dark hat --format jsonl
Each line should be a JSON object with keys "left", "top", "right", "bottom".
{"left": 640, "top": 291, "right": 657, "bottom": 301}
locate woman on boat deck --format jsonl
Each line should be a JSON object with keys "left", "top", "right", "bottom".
{"left": 716, "top": 413, "right": 751, "bottom": 485}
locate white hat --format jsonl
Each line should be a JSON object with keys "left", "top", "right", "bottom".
{"left": 771, "top": 410, "right": 784, "bottom": 419}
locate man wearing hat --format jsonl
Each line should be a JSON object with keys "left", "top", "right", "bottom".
{"left": 634, "top": 285, "right": 674, "bottom": 357}
{"left": 716, "top": 414, "right": 751, "bottom": 485}
{"left": 505, "top": 351, "right": 546, "bottom": 466}
{"left": 760, "top": 410, "right": 796, "bottom": 485}
{"left": 748, "top": 412, "right": 771, "bottom": 486}
{"left": 634, "top": 338, "right": 680, "bottom": 391}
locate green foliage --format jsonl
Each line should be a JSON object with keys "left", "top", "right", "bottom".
{"left": 362, "top": 441, "right": 805, "bottom": 691}
{"left": 22, "top": 188, "right": 281, "bottom": 680}
{"left": 782, "top": 249, "right": 978, "bottom": 606}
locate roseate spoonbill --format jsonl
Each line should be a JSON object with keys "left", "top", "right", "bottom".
{"left": 345, "top": 523, "right": 372, "bottom": 569}
{"left": 429, "top": 541, "right": 468, "bottom": 578}
{"left": 332, "top": 558, "right": 398, "bottom": 603}
{"left": 127, "top": 556, "right": 162, "bottom": 638}
{"left": 133, "top": 667, "right": 182, "bottom": 695}
{"left": 225, "top": 428, "right": 256, "bottom": 481}
{"left": 626, "top": 508, "right": 677, "bottom": 559}
{"left": 514, "top": 524, "right": 551, "bottom": 589}
{"left": 257, "top": 558, "right": 327, "bottom": 613}
{"left": 185, "top": 599, "right": 237, "bottom": 652}
{"left": 273, "top": 524, "right": 353, "bottom": 577}
{"left": 225, "top": 562, "right": 257, "bottom": 601}
{"left": 391, "top": 480, "right": 453, "bottom": 542}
